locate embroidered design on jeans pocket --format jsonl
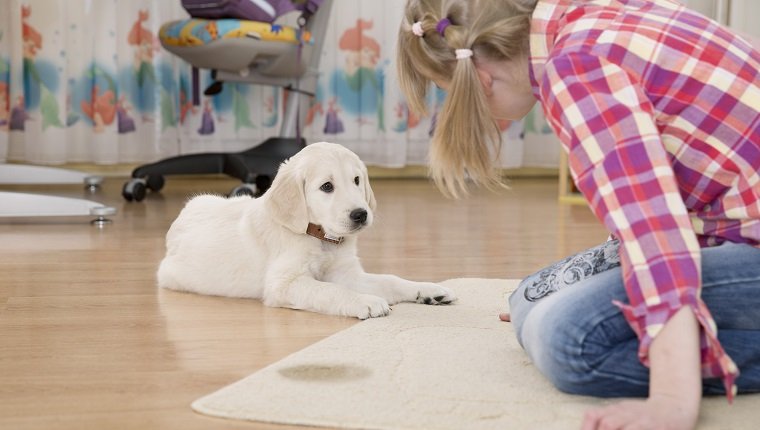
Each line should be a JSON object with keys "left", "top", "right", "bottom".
{"left": 524, "top": 240, "right": 621, "bottom": 302}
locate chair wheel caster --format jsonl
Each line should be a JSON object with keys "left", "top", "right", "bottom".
{"left": 122, "top": 178, "right": 147, "bottom": 202}
{"left": 122, "top": 175, "right": 164, "bottom": 202}
{"left": 229, "top": 184, "right": 257, "bottom": 198}
{"left": 146, "top": 175, "right": 165, "bottom": 192}
{"left": 255, "top": 175, "right": 272, "bottom": 194}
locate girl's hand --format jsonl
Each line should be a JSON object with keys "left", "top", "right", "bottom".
{"left": 581, "top": 394, "right": 699, "bottom": 430}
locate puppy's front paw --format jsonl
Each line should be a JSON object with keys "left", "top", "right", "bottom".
{"left": 416, "top": 284, "right": 457, "bottom": 305}
{"left": 353, "top": 294, "right": 391, "bottom": 320}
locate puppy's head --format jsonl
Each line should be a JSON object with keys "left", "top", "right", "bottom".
{"left": 265, "top": 142, "right": 376, "bottom": 238}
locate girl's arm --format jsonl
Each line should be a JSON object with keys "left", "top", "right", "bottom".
{"left": 582, "top": 306, "right": 701, "bottom": 429}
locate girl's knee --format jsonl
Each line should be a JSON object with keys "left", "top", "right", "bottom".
{"left": 519, "top": 297, "right": 592, "bottom": 390}
{"left": 516, "top": 287, "right": 646, "bottom": 396}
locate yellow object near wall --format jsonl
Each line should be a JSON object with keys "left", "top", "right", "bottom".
{"left": 159, "top": 18, "right": 311, "bottom": 47}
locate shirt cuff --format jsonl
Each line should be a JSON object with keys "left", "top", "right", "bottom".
{"left": 612, "top": 294, "right": 739, "bottom": 402}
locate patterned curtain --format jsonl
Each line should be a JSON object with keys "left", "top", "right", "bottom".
{"left": 0, "top": 0, "right": 560, "bottom": 169}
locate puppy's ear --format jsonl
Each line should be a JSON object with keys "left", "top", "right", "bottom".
{"left": 265, "top": 159, "right": 309, "bottom": 234}
{"left": 362, "top": 164, "right": 377, "bottom": 211}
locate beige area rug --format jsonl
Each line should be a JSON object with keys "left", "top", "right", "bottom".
{"left": 193, "top": 278, "right": 759, "bottom": 429}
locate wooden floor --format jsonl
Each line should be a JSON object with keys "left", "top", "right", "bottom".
{"left": 0, "top": 176, "right": 607, "bottom": 430}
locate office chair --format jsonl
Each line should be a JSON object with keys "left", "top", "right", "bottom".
{"left": 122, "top": 0, "right": 333, "bottom": 201}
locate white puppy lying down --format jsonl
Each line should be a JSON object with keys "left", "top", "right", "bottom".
{"left": 157, "top": 142, "right": 456, "bottom": 319}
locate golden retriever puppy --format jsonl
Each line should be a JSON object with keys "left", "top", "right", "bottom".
{"left": 157, "top": 142, "right": 456, "bottom": 318}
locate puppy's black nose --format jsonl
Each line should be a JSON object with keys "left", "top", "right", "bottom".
{"left": 350, "top": 208, "right": 368, "bottom": 224}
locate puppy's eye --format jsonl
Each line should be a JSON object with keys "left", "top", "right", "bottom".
{"left": 320, "top": 182, "right": 334, "bottom": 193}
{"left": 354, "top": 176, "right": 360, "bottom": 186}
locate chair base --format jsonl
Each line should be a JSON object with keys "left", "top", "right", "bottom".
{"left": 0, "top": 164, "right": 103, "bottom": 190}
{"left": 122, "top": 137, "right": 306, "bottom": 202}
{"left": 0, "top": 191, "right": 117, "bottom": 226}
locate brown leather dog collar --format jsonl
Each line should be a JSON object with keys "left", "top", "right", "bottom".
{"left": 306, "top": 223, "right": 344, "bottom": 244}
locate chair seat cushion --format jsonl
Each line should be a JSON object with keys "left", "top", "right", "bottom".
{"left": 159, "top": 18, "right": 311, "bottom": 47}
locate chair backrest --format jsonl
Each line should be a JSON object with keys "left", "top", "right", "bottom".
{"left": 181, "top": 0, "right": 322, "bottom": 23}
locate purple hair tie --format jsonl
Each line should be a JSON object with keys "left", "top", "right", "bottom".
{"left": 436, "top": 18, "right": 451, "bottom": 37}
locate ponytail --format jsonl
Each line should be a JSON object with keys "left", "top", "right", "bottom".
{"left": 431, "top": 49, "right": 502, "bottom": 198}
{"left": 397, "top": 0, "right": 537, "bottom": 197}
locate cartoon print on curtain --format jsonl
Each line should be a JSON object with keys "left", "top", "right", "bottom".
{"left": 197, "top": 69, "right": 258, "bottom": 134}
{"left": 178, "top": 72, "right": 196, "bottom": 125}
{"left": 0, "top": 0, "right": 545, "bottom": 169}
{"left": 391, "top": 100, "right": 420, "bottom": 133}
{"left": 21, "top": 5, "right": 62, "bottom": 131}
{"left": 198, "top": 98, "right": 214, "bottom": 135}
{"left": 80, "top": 64, "right": 118, "bottom": 133}
{"left": 0, "top": 0, "right": 274, "bottom": 164}
{"left": 128, "top": 10, "right": 158, "bottom": 89}
{"left": 326, "top": 19, "right": 384, "bottom": 134}
{"left": 121, "top": 9, "right": 179, "bottom": 134}
{"left": 0, "top": 31, "right": 9, "bottom": 131}
{"left": 123, "top": 8, "right": 159, "bottom": 134}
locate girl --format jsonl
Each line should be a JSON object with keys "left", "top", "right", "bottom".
{"left": 396, "top": 0, "right": 760, "bottom": 429}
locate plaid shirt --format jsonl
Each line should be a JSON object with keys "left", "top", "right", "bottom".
{"left": 529, "top": 0, "right": 760, "bottom": 400}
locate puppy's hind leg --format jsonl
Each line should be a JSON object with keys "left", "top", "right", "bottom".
{"left": 265, "top": 277, "right": 391, "bottom": 320}
{"left": 156, "top": 258, "right": 180, "bottom": 290}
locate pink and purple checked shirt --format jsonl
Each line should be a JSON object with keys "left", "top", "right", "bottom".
{"left": 529, "top": 0, "right": 760, "bottom": 399}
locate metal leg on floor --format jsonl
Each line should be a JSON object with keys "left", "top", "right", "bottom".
{"left": 0, "top": 192, "right": 117, "bottom": 226}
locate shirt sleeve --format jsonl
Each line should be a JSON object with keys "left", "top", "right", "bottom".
{"left": 538, "top": 52, "right": 739, "bottom": 399}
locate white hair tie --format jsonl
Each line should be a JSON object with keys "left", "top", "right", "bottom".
{"left": 455, "top": 48, "right": 473, "bottom": 60}
{"left": 411, "top": 21, "right": 424, "bottom": 37}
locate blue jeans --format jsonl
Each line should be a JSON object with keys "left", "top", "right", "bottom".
{"left": 508, "top": 240, "right": 760, "bottom": 398}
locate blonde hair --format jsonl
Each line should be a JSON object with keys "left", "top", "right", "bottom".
{"left": 397, "top": 0, "right": 536, "bottom": 197}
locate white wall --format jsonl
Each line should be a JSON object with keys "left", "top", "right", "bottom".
{"left": 728, "top": 1, "right": 760, "bottom": 45}
{"left": 683, "top": 0, "right": 760, "bottom": 40}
